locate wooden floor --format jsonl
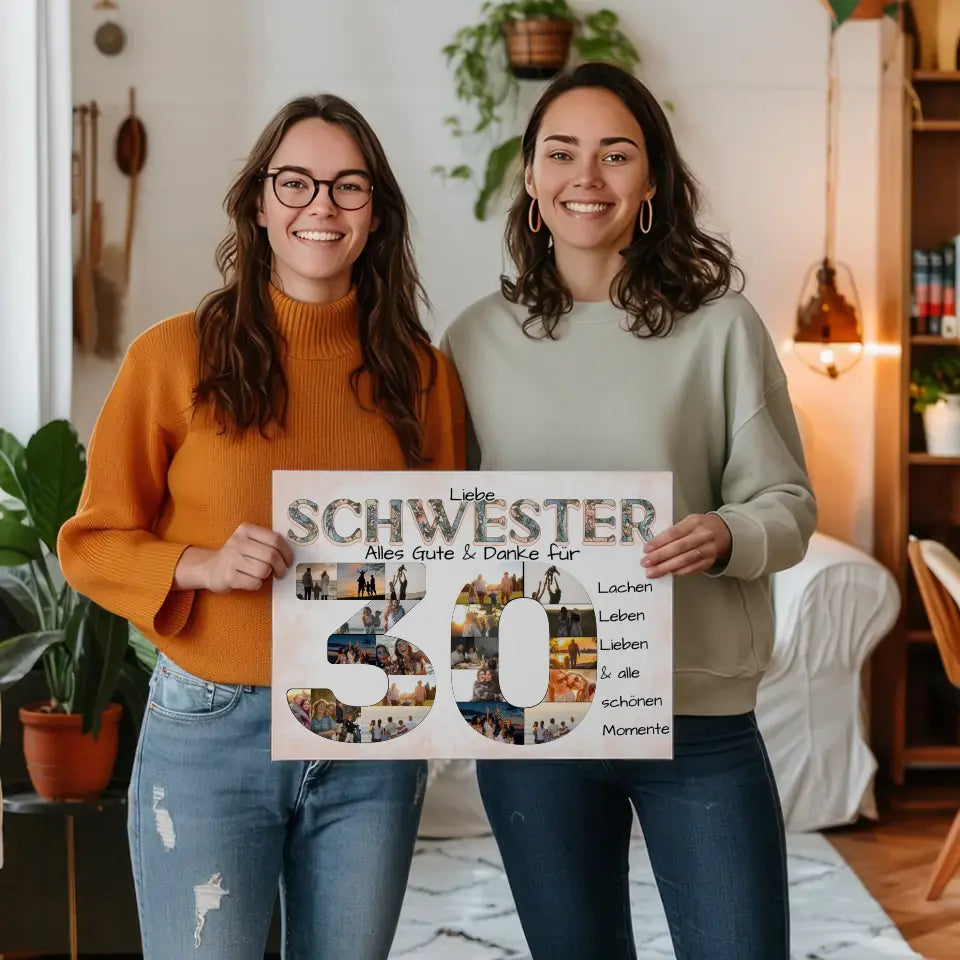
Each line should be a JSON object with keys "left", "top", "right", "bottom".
{"left": 6, "top": 806, "right": 960, "bottom": 960}
{"left": 828, "top": 808, "right": 960, "bottom": 960}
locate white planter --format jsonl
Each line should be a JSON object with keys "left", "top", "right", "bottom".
{"left": 922, "top": 394, "right": 960, "bottom": 456}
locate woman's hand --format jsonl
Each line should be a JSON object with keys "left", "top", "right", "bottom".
{"left": 641, "top": 513, "right": 732, "bottom": 579}
{"left": 174, "top": 523, "right": 294, "bottom": 593}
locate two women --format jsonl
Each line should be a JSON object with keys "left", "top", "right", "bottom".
{"left": 61, "top": 58, "right": 814, "bottom": 960}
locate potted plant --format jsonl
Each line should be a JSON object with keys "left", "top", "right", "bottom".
{"left": 0, "top": 418, "right": 155, "bottom": 800}
{"left": 437, "top": 2, "right": 641, "bottom": 219}
{"left": 910, "top": 352, "right": 960, "bottom": 455}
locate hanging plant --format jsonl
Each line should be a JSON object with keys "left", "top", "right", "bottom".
{"left": 435, "top": 1, "right": 641, "bottom": 220}
{"left": 818, "top": 0, "right": 904, "bottom": 29}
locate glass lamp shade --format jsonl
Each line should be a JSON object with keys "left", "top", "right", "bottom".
{"left": 793, "top": 257, "right": 863, "bottom": 379}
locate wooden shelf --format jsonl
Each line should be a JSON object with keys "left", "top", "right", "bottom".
{"left": 904, "top": 745, "right": 960, "bottom": 767}
{"left": 913, "top": 71, "right": 960, "bottom": 83}
{"left": 874, "top": 38, "right": 960, "bottom": 788}
{"left": 909, "top": 453, "right": 960, "bottom": 465}
{"left": 913, "top": 119, "right": 960, "bottom": 132}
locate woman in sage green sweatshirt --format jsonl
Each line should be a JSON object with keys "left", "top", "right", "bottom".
{"left": 441, "top": 63, "right": 816, "bottom": 960}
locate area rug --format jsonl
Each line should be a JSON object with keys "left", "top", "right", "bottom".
{"left": 390, "top": 832, "right": 928, "bottom": 959}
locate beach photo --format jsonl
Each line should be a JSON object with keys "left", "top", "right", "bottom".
{"left": 544, "top": 604, "right": 597, "bottom": 638}
{"left": 295, "top": 562, "right": 337, "bottom": 600}
{"left": 549, "top": 637, "right": 598, "bottom": 670}
{"left": 525, "top": 702, "right": 591, "bottom": 744}
{"left": 326, "top": 634, "right": 380, "bottom": 665}
{"left": 337, "top": 562, "right": 385, "bottom": 600}
{"left": 358, "top": 705, "right": 432, "bottom": 742}
{"left": 456, "top": 563, "right": 523, "bottom": 606}
{"left": 457, "top": 701, "right": 524, "bottom": 745}
{"left": 379, "top": 675, "right": 436, "bottom": 708}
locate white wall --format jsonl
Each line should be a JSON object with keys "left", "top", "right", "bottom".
{"left": 70, "top": 0, "right": 882, "bottom": 551}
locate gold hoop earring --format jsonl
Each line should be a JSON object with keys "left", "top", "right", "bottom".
{"left": 528, "top": 198, "right": 542, "bottom": 234}
{"left": 638, "top": 198, "right": 654, "bottom": 235}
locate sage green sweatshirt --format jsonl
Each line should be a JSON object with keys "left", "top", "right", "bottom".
{"left": 440, "top": 290, "right": 817, "bottom": 716}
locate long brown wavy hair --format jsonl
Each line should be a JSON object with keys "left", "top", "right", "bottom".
{"left": 193, "top": 94, "right": 437, "bottom": 464}
{"left": 502, "top": 62, "right": 743, "bottom": 339}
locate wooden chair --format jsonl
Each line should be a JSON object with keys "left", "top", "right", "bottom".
{"left": 906, "top": 536, "right": 960, "bottom": 900}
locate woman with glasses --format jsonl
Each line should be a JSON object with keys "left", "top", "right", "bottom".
{"left": 441, "top": 62, "right": 815, "bottom": 959}
{"left": 58, "top": 94, "right": 465, "bottom": 959}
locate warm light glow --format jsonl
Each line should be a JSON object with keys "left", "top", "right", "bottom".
{"left": 865, "top": 342, "right": 901, "bottom": 357}
{"left": 782, "top": 340, "right": 901, "bottom": 358}
{"left": 793, "top": 340, "right": 863, "bottom": 379}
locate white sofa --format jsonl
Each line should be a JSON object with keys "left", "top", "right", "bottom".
{"left": 420, "top": 531, "right": 900, "bottom": 837}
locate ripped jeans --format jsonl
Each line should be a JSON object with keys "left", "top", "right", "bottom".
{"left": 128, "top": 653, "right": 426, "bottom": 959}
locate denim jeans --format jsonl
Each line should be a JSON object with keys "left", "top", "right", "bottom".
{"left": 476, "top": 713, "right": 788, "bottom": 960}
{"left": 128, "top": 653, "right": 426, "bottom": 959}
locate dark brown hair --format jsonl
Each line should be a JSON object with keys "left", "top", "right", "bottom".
{"left": 193, "top": 94, "right": 436, "bottom": 464}
{"left": 502, "top": 62, "right": 743, "bottom": 338}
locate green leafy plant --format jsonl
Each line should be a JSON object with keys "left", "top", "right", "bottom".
{"left": 0, "top": 419, "right": 155, "bottom": 736}
{"left": 436, "top": 1, "right": 641, "bottom": 220}
{"left": 910, "top": 352, "right": 960, "bottom": 413}
{"left": 822, "top": 1, "right": 904, "bottom": 31}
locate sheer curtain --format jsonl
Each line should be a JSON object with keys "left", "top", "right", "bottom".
{"left": 0, "top": 0, "right": 72, "bottom": 443}
{"left": 0, "top": 0, "right": 72, "bottom": 869}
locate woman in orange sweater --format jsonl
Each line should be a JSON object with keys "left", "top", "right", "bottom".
{"left": 58, "top": 95, "right": 465, "bottom": 959}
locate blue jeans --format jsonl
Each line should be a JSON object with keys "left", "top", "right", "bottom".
{"left": 476, "top": 713, "right": 788, "bottom": 960}
{"left": 128, "top": 653, "right": 426, "bottom": 959}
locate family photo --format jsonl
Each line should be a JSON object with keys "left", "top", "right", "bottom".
{"left": 337, "top": 562, "right": 386, "bottom": 600}
{"left": 456, "top": 563, "right": 524, "bottom": 606}
{"left": 295, "top": 562, "right": 337, "bottom": 600}
{"left": 384, "top": 561, "right": 426, "bottom": 601}
{"left": 525, "top": 562, "right": 591, "bottom": 606}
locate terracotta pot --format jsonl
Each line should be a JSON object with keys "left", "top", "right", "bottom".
{"left": 502, "top": 17, "right": 573, "bottom": 79}
{"left": 20, "top": 701, "right": 123, "bottom": 800}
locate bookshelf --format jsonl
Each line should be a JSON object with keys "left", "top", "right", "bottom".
{"left": 874, "top": 35, "right": 960, "bottom": 785}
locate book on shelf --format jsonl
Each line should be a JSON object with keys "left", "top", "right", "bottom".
{"left": 912, "top": 237, "right": 960, "bottom": 337}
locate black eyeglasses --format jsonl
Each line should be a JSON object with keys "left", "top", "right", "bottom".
{"left": 261, "top": 166, "right": 374, "bottom": 211}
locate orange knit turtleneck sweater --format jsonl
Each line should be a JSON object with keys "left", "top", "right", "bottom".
{"left": 58, "top": 285, "right": 466, "bottom": 685}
